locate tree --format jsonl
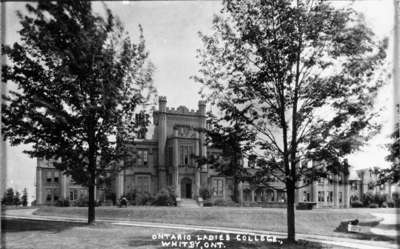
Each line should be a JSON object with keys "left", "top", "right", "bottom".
{"left": 13, "top": 191, "right": 21, "bottom": 207}
{"left": 2, "top": 1, "right": 156, "bottom": 224}
{"left": 22, "top": 188, "right": 28, "bottom": 207}
{"left": 195, "top": 0, "right": 387, "bottom": 242}
{"left": 1, "top": 188, "right": 14, "bottom": 205}
{"left": 199, "top": 112, "right": 255, "bottom": 202}
{"left": 378, "top": 125, "right": 400, "bottom": 184}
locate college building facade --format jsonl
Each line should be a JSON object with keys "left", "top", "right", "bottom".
{"left": 35, "top": 97, "right": 393, "bottom": 207}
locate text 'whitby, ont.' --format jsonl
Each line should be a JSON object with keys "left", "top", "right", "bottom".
{"left": 152, "top": 233, "right": 284, "bottom": 248}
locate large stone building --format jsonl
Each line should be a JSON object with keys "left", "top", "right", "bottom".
{"left": 36, "top": 97, "right": 393, "bottom": 207}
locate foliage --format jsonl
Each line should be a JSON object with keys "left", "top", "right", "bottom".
{"left": 350, "top": 200, "right": 363, "bottom": 208}
{"left": 13, "top": 191, "right": 21, "bottom": 206}
{"left": 199, "top": 187, "right": 211, "bottom": 200}
{"left": 133, "top": 192, "right": 154, "bottom": 206}
{"left": 152, "top": 187, "right": 177, "bottom": 206}
{"left": 213, "top": 199, "right": 227, "bottom": 206}
{"left": 1, "top": 188, "right": 15, "bottom": 205}
{"left": 1, "top": 1, "right": 156, "bottom": 223}
{"left": 55, "top": 199, "right": 70, "bottom": 207}
{"left": 368, "top": 203, "right": 378, "bottom": 208}
{"left": 194, "top": 0, "right": 387, "bottom": 241}
{"left": 196, "top": 113, "right": 255, "bottom": 202}
{"left": 378, "top": 126, "right": 400, "bottom": 184}
{"left": 21, "top": 188, "right": 28, "bottom": 207}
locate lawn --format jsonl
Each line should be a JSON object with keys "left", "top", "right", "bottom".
{"left": 33, "top": 206, "right": 378, "bottom": 237}
{"left": 1, "top": 218, "right": 351, "bottom": 249}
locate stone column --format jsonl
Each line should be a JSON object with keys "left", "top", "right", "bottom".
{"left": 238, "top": 182, "right": 243, "bottom": 205}
{"left": 312, "top": 180, "right": 318, "bottom": 207}
{"left": 333, "top": 175, "right": 339, "bottom": 207}
{"left": 195, "top": 132, "right": 200, "bottom": 199}
{"left": 198, "top": 101, "right": 207, "bottom": 184}
{"left": 116, "top": 171, "right": 124, "bottom": 198}
{"left": 36, "top": 166, "right": 43, "bottom": 205}
{"left": 344, "top": 177, "right": 350, "bottom": 208}
{"left": 173, "top": 129, "right": 180, "bottom": 198}
{"left": 60, "top": 174, "right": 68, "bottom": 200}
{"left": 251, "top": 189, "right": 255, "bottom": 202}
{"left": 158, "top": 96, "right": 168, "bottom": 190}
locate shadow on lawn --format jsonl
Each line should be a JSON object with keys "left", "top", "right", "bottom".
{"left": 1, "top": 218, "right": 86, "bottom": 233}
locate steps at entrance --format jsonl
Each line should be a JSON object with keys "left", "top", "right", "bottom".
{"left": 180, "top": 198, "right": 200, "bottom": 208}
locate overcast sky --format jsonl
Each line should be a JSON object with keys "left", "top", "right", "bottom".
{"left": 2, "top": 0, "right": 395, "bottom": 201}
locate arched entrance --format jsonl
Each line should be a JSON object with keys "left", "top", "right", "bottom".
{"left": 181, "top": 178, "right": 192, "bottom": 199}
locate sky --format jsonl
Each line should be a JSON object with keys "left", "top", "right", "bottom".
{"left": 2, "top": 0, "right": 395, "bottom": 202}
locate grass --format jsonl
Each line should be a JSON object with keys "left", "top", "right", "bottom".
{"left": 1, "top": 218, "right": 351, "bottom": 249}
{"left": 33, "top": 206, "right": 379, "bottom": 237}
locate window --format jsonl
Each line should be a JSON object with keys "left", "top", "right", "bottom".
{"left": 137, "top": 150, "right": 148, "bottom": 167}
{"left": 351, "top": 182, "right": 358, "bottom": 190}
{"left": 53, "top": 189, "right": 60, "bottom": 201}
{"left": 328, "top": 175, "right": 333, "bottom": 184}
{"left": 318, "top": 178, "right": 324, "bottom": 185}
{"left": 303, "top": 191, "right": 310, "bottom": 202}
{"left": 46, "top": 189, "right": 52, "bottom": 202}
{"left": 180, "top": 145, "right": 193, "bottom": 166}
{"left": 135, "top": 175, "right": 150, "bottom": 193}
{"left": 54, "top": 171, "right": 59, "bottom": 183}
{"left": 368, "top": 182, "right": 374, "bottom": 190}
{"left": 69, "top": 190, "right": 78, "bottom": 201}
{"left": 46, "top": 171, "right": 52, "bottom": 183}
{"left": 327, "top": 191, "right": 333, "bottom": 202}
{"left": 318, "top": 191, "right": 325, "bottom": 202}
{"left": 338, "top": 175, "right": 343, "bottom": 184}
{"left": 339, "top": 192, "right": 343, "bottom": 203}
{"left": 380, "top": 184, "right": 385, "bottom": 190}
{"left": 212, "top": 178, "right": 224, "bottom": 197}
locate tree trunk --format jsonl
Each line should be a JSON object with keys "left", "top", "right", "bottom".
{"left": 286, "top": 182, "right": 296, "bottom": 242}
{"left": 88, "top": 181, "right": 95, "bottom": 224}
{"left": 233, "top": 176, "right": 239, "bottom": 203}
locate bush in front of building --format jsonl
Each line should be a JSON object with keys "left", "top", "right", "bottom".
{"left": 199, "top": 187, "right": 211, "bottom": 200}
{"left": 213, "top": 199, "right": 227, "bottom": 206}
{"left": 350, "top": 200, "right": 363, "bottom": 208}
{"left": 55, "top": 199, "right": 70, "bottom": 207}
{"left": 152, "top": 187, "right": 177, "bottom": 206}
{"left": 73, "top": 196, "right": 101, "bottom": 207}
{"left": 134, "top": 192, "right": 154, "bottom": 206}
{"left": 368, "top": 203, "right": 379, "bottom": 208}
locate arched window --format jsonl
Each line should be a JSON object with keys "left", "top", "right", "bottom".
{"left": 265, "top": 189, "right": 275, "bottom": 202}
{"left": 255, "top": 188, "right": 264, "bottom": 202}
{"left": 243, "top": 189, "right": 251, "bottom": 202}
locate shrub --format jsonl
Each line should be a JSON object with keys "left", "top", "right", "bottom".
{"left": 55, "top": 199, "right": 70, "bottom": 207}
{"left": 213, "top": 199, "right": 227, "bottom": 206}
{"left": 350, "top": 200, "right": 363, "bottom": 208}
{"left": 374, "top": 193, "right": 387, "bottom": 207}
{"left": 386, "top": 200, "right": 395, "bottom": 208}
{"left": 296, "top": 202, "right": 316, "bottom": 210}
{"left": 369, "top": 203, "right": 379, "bottom": 208}
{"left": 152, "top": 187, "right": 176, "bottom": 206}
{"left": 203, "top": 200, "right": 213, "bottom": 207}
{"left": 105, "top": 192, "right": 117, "bottom": 205}
{"left": 135, "top": 192, "right": 154, "bottom": 206}
{"left": 199, "top": 187, "right": 211, "bottom": 200}
{"left": 381, "top": 202, "right": 388, "bottom": 208}
{"left": 361, "top": 192, "right": 374, "bottom": 207}
{"left": 75, "top": 196, "right": 88, "bottom": 207}
{"left": 125, "top": 190, "right": 136, "bottom": 202}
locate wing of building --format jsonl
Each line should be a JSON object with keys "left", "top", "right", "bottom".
{"left": 36, "top": 97, "right": 394, "bottom": 208}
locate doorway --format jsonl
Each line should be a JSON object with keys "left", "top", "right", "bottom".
{"left": 181, "top": 178, "right": 192, "bottom": 199}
